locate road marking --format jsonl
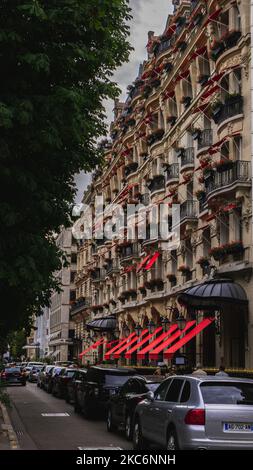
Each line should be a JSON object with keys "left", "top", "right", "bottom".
{"left": 78, "top": 447, "right": 122, "bottom": 450}
{"left": 41, "top": 413, "right": 70, "bottom": 417}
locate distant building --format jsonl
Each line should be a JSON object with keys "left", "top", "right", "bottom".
{"left": 48, "top": 228, "right": 77, "bottom": 362}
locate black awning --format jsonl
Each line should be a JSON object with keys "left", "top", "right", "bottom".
{"left": 178, "top": 279, "right": 248, "bottom": 311}
{"left": 86, "top": 315, "right": 116, "bottom": 331}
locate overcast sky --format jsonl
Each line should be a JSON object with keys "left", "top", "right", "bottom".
{"left": 75, "top": 0, "right": 173, "bottom": 203}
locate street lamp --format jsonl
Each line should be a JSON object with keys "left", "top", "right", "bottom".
{"left": 147, "top": 320, "right": 156, "bottom": 334}
{"left": 161, "top": 316, "right": 171, "bottom": 333}
{"left": 134, "top": 323, "right": 142, "bottom": 337}
{"left": 176, "top": 313, "right": 187, "bottom": 331}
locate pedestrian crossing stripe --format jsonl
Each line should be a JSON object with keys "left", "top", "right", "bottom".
{"left": 41, "top": 413, "right": 70, "bottom": 417}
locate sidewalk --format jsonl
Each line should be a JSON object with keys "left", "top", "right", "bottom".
{"left": 0, "top": 401, "right": 19, "bottom": 450}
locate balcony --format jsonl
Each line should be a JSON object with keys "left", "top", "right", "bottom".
{"left": 156, "top": 39, "right": 171, "bottom": 56}
{"left": 197, "top": 129, "right": 213, "bottom": 151}
{"left": 70, "top": 297, "right": 91, "bottom": 316}
{"left": 214, "top": 95, "right": 243, "bottom": 126}
{"left": 165, "top": 163, "right": 179, "bottom": 184}
{"left": 181, "top": 148, "right": 194, "bottom": 171}
{"left": 148, "top": 175, "right": 165, "bottom": 194}
{"left": 91, "top": 268, "right": 106, "bottom": 282}
{"left": 106, "top": 259, "right": 120, "bottom": 275}
{"left": 206, "top": 161, "right": 251, "bottom": 198}
{"left": 180, "top": 200, "right": 198, "bottom": 223}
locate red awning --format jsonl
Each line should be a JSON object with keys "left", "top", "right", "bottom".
{"left": 204, "top": 71, "right": 225, "bottom": 88}
{"left": 113, "top": 329, "right": 149, "bottom": 359}
{"left": 125, "top": 327, "right": 163, "bottom": 359}
{"left": 203, "top": 8, "right": 223, "bottom": 28}
{"left": 136, "top": 254, "right": 151, "bottom": 273}
{"left": 164, "top": 318, "right": 215, "bottom": 359}
{"left": 106, "top": 339, "right": 119, "bottom": 350}
{"left": 175, "top": 70, "right": 190, "bottom": 83}
{"left": 164, "top": 23, "right": 176, "bottom": 39}
{"left": 104, "top": 332, "right": 136, "bottom": 360}
{"left": 79, "top": 339, "right": 104, "bottom": 358}
{"left": 201, "top": 84, "right": 220, "bottom": 101}
{"left": 137, "top": 325, "right": 178, "bottom": 360}
{"left": 149, "top": 321, "right": 196, "bottom": 360}
{"left": 189, "top": 46, "right": 207, "bottom": 62}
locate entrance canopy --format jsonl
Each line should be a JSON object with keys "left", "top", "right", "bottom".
{"left": 86, "top": 315, "right": 116, "bottom": 331}
{"left": 178, "top": 279, "right": 248, "bottom": 311}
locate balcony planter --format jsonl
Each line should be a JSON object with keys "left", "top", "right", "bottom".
{"left": 167, "top": 273, "right": 177, "bottom": 282}
{"left": 144, "top": 280, "right": 152, "bottom": 290}
{"left": 195, "top": 189, "right": 206, "bottom": 201}
{"left": 178, "top": 265, "right": 191, "bottom": 275}
{"left": 180, "top": 96, "right": 192, "bottom": 109}
{"left": 222, "top": 29, "right": 241, "bottom": 49}
{"left": 138, "top": 286, "right": 147, "bottom": 295}
{"left": 197, "top": 74, "right": 210, "bottom": 86}
{"left": 214, "top": 159, "right": 234, "bottom": 173}
{"left": 167, "top": 115, "right": 177, "bottom": 126}
{"left": 209, "top": 246, "right": 226, "bottom": 261}
{"left": 175, "top": 16, "right": 186, "bottom": 27}
{"left": 197, "top": 257, "right": 210, "bottom": 268}
{"left": 226, "top": 241, "right": 244, "bottom": 255}
{"left": 147, "top": 129, "right": 164, "bottom": 146}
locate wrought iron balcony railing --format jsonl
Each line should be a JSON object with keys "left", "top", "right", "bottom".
{"left": 70, "top": 297, "right": 91, "bottom": 315}
{"left": 206, "top": 161, "right": 251, "bottom": 195}
{"left": 165, "top": 163, "right": 179, "bottom": 183}
{"left": 180, "top": 200, "right": 198, "bottom": 221}
{"left": 215, "top": 96, "right": 243, "bottom": 126}
{"left": 140, "top": 193, "right": 150, "bottom": 206}
{"left": 181, "top": 148, "right": 194, "bottom": 168}
{"left": 106, "top": 259, "right": 120, "bottom": 275}
{"left": 148, "top": 175, "right": 165, "bottom": 194}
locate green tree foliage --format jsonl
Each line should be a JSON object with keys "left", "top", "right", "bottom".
{"left": 0, "top": 0, "right": 132, "bottom": 339}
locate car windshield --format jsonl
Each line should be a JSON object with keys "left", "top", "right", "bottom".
{"left": 105, "top": 375, "right": 133, "bottom": 387}
{"left": 5, "top": 367, "right": 21, "bottom": 373}
{"left": 146, "top": 382, "right": 161, "bottom": 392}
{"left": 201, "top": 382, "right": 253, "bottom": 405}
{"left": 65, "top": 371, "right": 75, "bottom": 377}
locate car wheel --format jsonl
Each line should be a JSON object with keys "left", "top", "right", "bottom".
{"left": 125, "top": 414, "right": 132, "bottom": 441}
{"left": 107, "top": 408, "right": 116, "bottom": 432}
{"left": 133, "top": 420, "right": 149, "bottom": 450}
{"left": 167, "top": 429, "right": 179, "bottom": 451}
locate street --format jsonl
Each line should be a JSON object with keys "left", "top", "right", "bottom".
{"left": 7, "top": 383, "right": 132, "bottom": 450}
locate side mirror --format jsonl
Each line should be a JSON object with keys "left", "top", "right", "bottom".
{"left": 146, "top": 391, "right": 155, "bottom": 402}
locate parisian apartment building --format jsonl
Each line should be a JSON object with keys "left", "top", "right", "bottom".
{"left": 70, "top": 0, "right": 252, "bottom": 370}
{"left": 48, "top": 228, "right": 77, "bottom": 362}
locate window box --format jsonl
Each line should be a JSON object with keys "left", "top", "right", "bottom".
{"left": 197, "top": 257, "right": 210, "bottom": 268}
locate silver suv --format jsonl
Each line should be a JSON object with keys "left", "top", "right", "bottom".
{"left": 133, "top": 375, "right": 253, "bottom": 450}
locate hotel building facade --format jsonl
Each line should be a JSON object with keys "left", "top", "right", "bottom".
{"left": 71, "top": 0, "right": 252, "bottom": 370}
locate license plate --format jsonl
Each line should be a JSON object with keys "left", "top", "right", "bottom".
{"left": 224, "top": 422, "right": 253, "bottom": 432}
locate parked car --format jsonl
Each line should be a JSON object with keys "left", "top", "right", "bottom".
{"left": 66, "top": 369, "right": 87, "bottom": 404}
{"left": 28, "top": 365, "right": 44, "bottom": 383}
{"left": 27, "top": 361, "right": 44, "bottom": 368}
{"left": 107, "top": 375, "right": 163, "bottom": 440}
{"left": 37, "top": 365, "right": 54, "bottom": 389}
{"left": 0, "top": 367, "right": 26, "bottom": 386}
{"left": 45, "top": 366, "right": 66, "bottom": 393}
{"left": 132, "top": 375, "right": 253, "bottom": 450}
{"left": 52, "top": 368, "right": 80, "bottom": 398}
{"left": 74, "top": 366, "right": 136, "bottom": 419}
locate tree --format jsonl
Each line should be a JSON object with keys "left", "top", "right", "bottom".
{"left": 0, "top": 0, "right": 132, "bottom": 339}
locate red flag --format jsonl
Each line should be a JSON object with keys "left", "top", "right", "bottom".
{"left": 144, "top": 252, "right": 160, "bottom": 271}
{"left": 136, "top": 254, "right": 150, "bottom": 273}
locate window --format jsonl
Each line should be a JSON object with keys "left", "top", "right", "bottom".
{"left": 180, "top": 381, "right": 191, "bottom": 403}
{"left": 165, "top": 379, "right": 184, "bottom": 402}
{"left": 71, "top": 253, "right": 77, "bottom": 264}
{"left": 155, "top": 379, "right": 171, "bottom": 401}
{"left": 201, "top": 382, "right": 253, "bottom": 405}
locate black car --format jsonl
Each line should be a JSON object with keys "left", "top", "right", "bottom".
{"left": 74, "top": 366, "right": 136, "bottom": 419}
{"left": 46, "top": 366, "right": 65, "bottom": 393}
{"left": 66, "top": 369, "right": 87, "bottom": 404}
{"left": 37, "top": 365, "right": 54, "bottom": 389}
{"left": 0, "top": 367, "right": 26, "bottom": 386}
{"left": 107, "top": 375, "right": 163, "bottom": 439}
{"left": 28, "top": 365, "right": 44, "bottom": 383}
{"left": 52, "top": 368, "right": 81, "bottom": 399}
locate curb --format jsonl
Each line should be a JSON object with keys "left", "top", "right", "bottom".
{"left": 0, "top": 402, "right": 20, "bottom": 450}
